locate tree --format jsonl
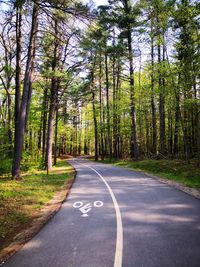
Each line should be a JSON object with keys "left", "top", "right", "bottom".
{"left": 45, "top": 17, "right": 60, "bottom": 173}
{"left": 12, "top": 1, "right": 39, "bottom": 179}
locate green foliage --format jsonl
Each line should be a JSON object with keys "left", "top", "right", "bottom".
{"left": 0, "top": 159, "right": 12, "bottom": 175}
{"left": 20, "top": 152, "right": 42, "bottom": 172}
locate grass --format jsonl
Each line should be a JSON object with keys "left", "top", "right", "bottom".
{"left": 0, "top": 159, "right": 74, "bottom": 250}
{"left": 99, "top": 158, "right": 200, "bottom": 189}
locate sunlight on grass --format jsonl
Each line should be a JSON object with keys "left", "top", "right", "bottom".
{"left": 0, "top": 159, "right": 74, "bottom": 250}
{"left": 101, "top": 159, "right": 200, "bottom": 189}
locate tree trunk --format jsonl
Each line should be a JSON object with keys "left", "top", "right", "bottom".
{"left": 12, "top": 2, "right": 39, "bottom": 179}
{"left": 42, "top": 86, "right": 48, "bottom": 159}
{"left": 158, "top": 42, "right": 165, "bottom": 155}
{"left": 38, "top": 111, "right": 42, "bottom": 150}
{"left": 54, "top": 107, "right": 59, "bottom": 166}
{"left": 173, "top": 92, "right": 180, "bottom": 156}
{"left": 91, "top": 68, "right": 98, "bottom": 161}
{"left": 46, "top": 78, "right": 58, "bottom": 172}
{"left": 46, "top": 19, "right": 59, "bottom": 173}
{"left": 105, "top": 51, "right": 112, "bottom": 158}
{"left": 123, "top": 0, "right": 138, "bottom": 159}
{"left": 113, "top": 52, "right": 117, "bottom": 158}
{"left": 150, "top": 19, "right": 157, "bottom": 154}
{"left": 99, "top": 53, "right": 104, "bottom": 160}
{"left": 128, "top": 30, "right": 138, "bottom": 159}
{"left": 138, "top": 50, "right": 143, "bottom": 155}
{"left": 116, "top": 55, "right": 121, "bottom": 158}
{"left": 197, "top": 108, "right": 200, "bottom": 167}
{"left": 6, "top": 88, "right": 12, "bottom": 157}
{"left": 14, "top": 0, "right": 22, "bottom": 145}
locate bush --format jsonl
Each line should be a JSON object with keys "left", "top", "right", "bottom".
{"left": 0, "top": 159, "right": 12, "bottom": 175}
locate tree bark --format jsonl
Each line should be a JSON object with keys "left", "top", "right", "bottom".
{"left": 197, "top": 108, "right": 200, "bottom": 167}
{"left": 173, "top": 92, "right": 180, "bottom": 156}
{"left": 113, "top": 53, "right": 117, "bottom": 158}
{"left": 14, "top": 0, "right": 22, "bottom": 146}
{"left": 42, "top": 86, "right": 48, "bottom": 159}
{"left": 46, "top": 18, "right": 59, "bottom": 174}
{"left": 54, "top": 107, "right": 59, "bottom": 166}
{"left": 91, "top": 66, "right": 98, "bottom": 161}
{"left": 99, "top": 52, "right": 104, "bottom": 160}
{"left": 46, "top": 19, "right": 59, "bottom": 173}
{"left": 150, "top": 18, "right": 157, "bottom": 155}
{"left": 12, "top": 1, "right": 39, "bottom": 178}
{"left": 128, "top": 28, "right": 138, "bottom": 159}
{"left": 123, "top": 0, "right": 138, "bottom": 159}
{"left": 46, "top": 78, "right": 58, "bottom": 172}
{"left": 105, "top": 50, "right": 112, "bottom": 158}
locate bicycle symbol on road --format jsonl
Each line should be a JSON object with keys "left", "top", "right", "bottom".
{"left": 73, "top": 201, "right": 104, "bottom": 217}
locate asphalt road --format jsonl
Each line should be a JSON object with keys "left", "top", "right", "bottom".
{"left": 3, "top": 158, "right": 200, "bottom": 267}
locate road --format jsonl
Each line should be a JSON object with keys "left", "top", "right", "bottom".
{"left": 3, "top": 158, "right": 200, "bottom": 267}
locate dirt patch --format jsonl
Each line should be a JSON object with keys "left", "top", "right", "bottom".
{"left": 0, "top": 175, "right": 75, "bottom": 265}
{"left": 60, "top": 155, "right": 73, "bottom": 159}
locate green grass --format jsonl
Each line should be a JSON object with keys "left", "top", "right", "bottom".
{"left": 99, "top": 159, "right": 200, "bottom": 189}
{"left": 0, "top": 159, "right": 74, "bottom": 250}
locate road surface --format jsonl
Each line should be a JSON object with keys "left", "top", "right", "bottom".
{"left": 3, "top": 158, "right": 200, "bottom": 267}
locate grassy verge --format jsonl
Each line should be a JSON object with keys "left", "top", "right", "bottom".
{"left": 0, "top": 159, "right": 74, "bottom": 251}
{"left": 99, "top": 159, "right": 200, "bottom": 189}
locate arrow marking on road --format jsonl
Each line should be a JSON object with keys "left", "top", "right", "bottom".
{"left": 79, "top": 203, "right": 92, "bottom": 216}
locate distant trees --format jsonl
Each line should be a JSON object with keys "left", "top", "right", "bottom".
{"left": 74, "top": 0, "right": 199, "bottom": 163}
{"left": 173, "top": 0, "right": 200, "bottom": 162}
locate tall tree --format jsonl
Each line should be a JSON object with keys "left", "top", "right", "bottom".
{"left": 121, "top": 0, "right": 139, "bottom": 159}
{"left": 45, "top": 17, "right": 59, "bottom": 172}
{"left": 14, "top": 0, "right": 22, "bottom": 147}
{"left": 12, "top": 1, "right": 39, "bottom": 178}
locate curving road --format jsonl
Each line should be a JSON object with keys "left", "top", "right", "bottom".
{"left": 3, "top": 158, "right": 200, "bottom": 267}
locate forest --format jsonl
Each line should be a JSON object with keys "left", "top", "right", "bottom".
{"left": 0, "top": 0, "right": 199, "bottom": 179}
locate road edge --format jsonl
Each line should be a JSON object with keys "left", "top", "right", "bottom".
{"left": 89, "top": 159, "right": 200, "bottom": 200}
{"left": 142, "top": 172, "right": 200, "bottom": 200}
{"left": 0, "top": 164, "right": 76, "bottom": 266}
{"left": 104, "top": 163, "right": 200, "bottom": 200}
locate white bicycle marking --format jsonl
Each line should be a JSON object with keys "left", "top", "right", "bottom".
{"left": 94, "top": 201, "right": 104, "bottom": 207}
{"left": 73, "top": 201, "right": 104, "bottom": 217}
{"left": 73, "top": 201, "right": 83, "bottom": 208}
